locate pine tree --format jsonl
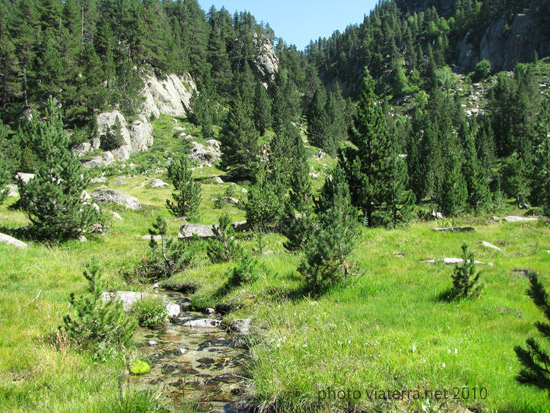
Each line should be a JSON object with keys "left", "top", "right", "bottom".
{"left": 207, "top": 213, "right": 242, "bottom": 263}
{"left": 439, "top": 151, "right": 467, "bottom": 216}
{"left": 245, "top": 160, "right": 283, "bottom": 232}
{"left": 253, "top": 81, "right": 272, "bottom": 136}
{"left": 341, "top": 68, "right": 412, "bottom": 227}
{"left": 166, "top": 155, "right": 201, "bottom": 222}
{"left": 17, "top": 98, "right": 105, "bottom": 242}
{"left": 451, "top": 243, "right": 483, "bottom": 299}
{"left": 462, "top": 125, "right": 491, "bottom": 211}
{"left": 531, "top": 97, "right": 550, "bottom": 214}
{"left": 300, "top": 165, "right": 359, "bottom": 291}
{"left": 514, "top": 271, "right": 550, "bottom": 396}
{"left": 0, "top": 154, "right": 9, "bottom": 205}
{"left": 306, "top": 83, "right": 327, "bottom": 148}
{"left": 220, "top": 93, "right": 259, "bottom": 180}
{"left": 63, "top": 257, "right": 135, "bottom": 357}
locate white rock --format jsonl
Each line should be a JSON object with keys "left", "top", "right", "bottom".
{"left": 73, "top": 142, "right": 91, "bottom": 157}
{"left": 480, "top": 241, "right": 502, "bottom": 251}
{"left": 504, "top": 216, "right": 538, "bottom": 223}
{"left": 0, "top": 233, "right": 28, "bottom": 248}
{"left": 183, "top": 319, "right": 222, "bottom": 328}
{"left": 142, "top": 73, "right": 196, "bottom": 119}
{"left": 211, "top": 176, "right": 224, "bottom": 184}
{"left": 83, "top": 157, "right": 103, "bottom": 168}
{"left": 90, "top": 177, "right": 107, "bottom": 184}
{"left": 166, "top": 303, "right": 181, "bottom": 319}
{"left": 420, "top": 258, "right": 492, "bottom": 265}
{"left": 91, "top": 189, "right": 141, "bottom": 210}
{"left": 7, "top": 184, "right": 18, "bottom": 197}
{"left": 109, "top": 211, "right": 123, "bottom": 221}
{"left": 15, "top": 172, "right": 35, "bottom": 184}
{"left": 141, "top": 234, "right": 163, "bottom": 241}
{"left": 150, "top": 178, "right": 169, "bottom": 188}
{"left": 178, "top": 224, "right": 215, "bottom": 239}
{"left": 102, "top": 151, "right": 115, "bottom": 165}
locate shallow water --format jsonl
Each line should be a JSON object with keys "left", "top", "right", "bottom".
{"left": 131, "top": 292, "right": 250, "bottom": 412}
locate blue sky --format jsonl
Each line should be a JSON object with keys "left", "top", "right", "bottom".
{"left": 197, "top": 0, "right": 379, "bottom": 50}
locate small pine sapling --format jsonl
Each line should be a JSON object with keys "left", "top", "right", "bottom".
{"left": 62, "top": 257, "right": 135, "bottom": 358}
{"left": 514, "top": 271, "right": 550, "bottom": 396}
{"left": 133, "top": 216, "right": 191, "bottom": 282}
{"left": 207, "top": 213, "right": 242, "bottom": 263}
{"left": 166, "top": 155, "right": 201, "bottom": 221}
{"left": 451, "top": 243, "right": 483, "bottom": 299}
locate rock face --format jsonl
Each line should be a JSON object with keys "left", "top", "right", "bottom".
{"left": 252, "top": 34, "right": 279, "bottom": 84}
{"left": 85, "top": 72, "right": 197, "bottom": 167}
{"left": 457, "top": 12, "right": 550, "bottom": 72}
{"left": 142, "top": 73, "right": 196, "bottom": 119}
{"left": 91, "top": 189, "right": 141, "bottom": 210}
{"left": 0, "top": 233, "right": 28, "bottom": 248}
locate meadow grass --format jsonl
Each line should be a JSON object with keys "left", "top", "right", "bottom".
{"left": 1, "top": 114, "right": 550, "bottom": 411}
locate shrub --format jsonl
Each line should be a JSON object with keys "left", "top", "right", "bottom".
{"left": 100, "top": 117, "right": 125, "bottom": 150}
{"left": 514, "top": 271, "right": 550, "bottom": 397}
{"left": 451, "top": 243, "right": 483, "bottom": 299}
{"left": 226, "top": 252, "right": 261, "bottom": 287}
{"left": 470, "top": 59, "right": 492, "bottom": 83}
{"left": 62, "top": 258, "right": 135, "bottom": 359}
{"left": 131, "top": 297, "right": 167, "bottom": 328}
{"left": 207, "top": 213, "right": 242, "bottom": 263}
{"left": 132, "top": 216, "right": 192, "bottom": 282}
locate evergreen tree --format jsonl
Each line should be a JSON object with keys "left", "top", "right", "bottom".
{"left": 439, "top": 151, "right": 467, "bottom": 216}
{"left": 245, "top": 160, "right": 283, "bottom": 232}
{"left": 63, "top": 257, "right": 135, "bottom": 357}
{"left": 462, "top": 126, "right": 491, "bottom": 211}
{"left": 300, "top": 165, "right": 358, "bottom": 291}
{"left": 253, "top": 81, "right": 272, "bottom": 136}
{"left": 451, "top": 243, "right": 483, "bottom": 299}
{"left": 306, "top": 83, "right": 327, "bottom": 148}
{"left": 219, "top": 93, "right": 259, "bottom": 180}
{"left": 207, "top": 213, "right": 242, "bottom": 263}
{"left": 166, "top": 155, "right": 201, "bottom": 221}
{"left": 341, "top": 68, "right": 411, "bottom": 227}
{"left": 17, "top": 98, "right": 105, "bottom": 242}
{"left": 514, "top": 271, "right": 550, "bottom": 397}
{"left": 531, "top": 97, "right": 550, "bottom": 214}
{"left": 0, "top": 154, "right": 9, "bottom": 205}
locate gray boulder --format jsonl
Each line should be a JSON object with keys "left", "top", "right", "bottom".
{"left": 72, "top": 142, "right": 91, "bottom": 157}
{"left": 83, "top": 157, "right": 104, "bottom": 168}
{"left": 91, "top": 189, "right": 141, "bottom": 210}
{"left": 90, "top": 177, "right": 107, "bottom": 184}
{"left": 432, "top": 227, "right": 476, "bottom": 233}
{"left": 0, "top": 233, "right": 28, "bottom": 248}
{"left": 188, "top": 141, "right": 221, "bottom": 164}
{"left": 178, "top": 224, "right": 215, "bottom": 239}
{"left": 504, "top": 216, "right": 538, "bottom": 223}
{"left": 150, "top": 178, "right": 169, "bottom": 188}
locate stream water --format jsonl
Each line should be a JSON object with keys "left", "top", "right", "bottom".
{"left": 131, "top": 292, "right": 251, "bottom": 412}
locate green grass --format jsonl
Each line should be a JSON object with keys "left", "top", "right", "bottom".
{"left": 2, "top": 120, "right": 550, "bottom": 411}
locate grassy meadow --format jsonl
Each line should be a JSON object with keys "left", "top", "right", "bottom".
{"left": 1, "top": 116, "right": 550, "bottom": 412}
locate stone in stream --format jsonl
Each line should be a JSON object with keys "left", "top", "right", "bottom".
{"left": 183, "top": 318, "right": 222, "bottom": 328}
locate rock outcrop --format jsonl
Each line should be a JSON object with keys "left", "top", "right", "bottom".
{"left": 252, "top": 34, "right": 279, "bottom": 84}
{"left": 188, "top": 140, "right": 221, "bottom": 165}
{"left": 142, "top": 73, "right": 196, "bottom": 119}
{"left": 82, "top": 72, "right": 197, "bottom": 167}
{"left": 178, "top": 224, "right": 215, "bottom": 239}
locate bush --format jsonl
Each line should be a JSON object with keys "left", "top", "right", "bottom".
{"left": 100, "top": 117, "right": 125, "bottom": 150}
{"left": 514, "top": 271, "right": 550, "bottom": 397}
{"left": 470, "top": 59, "right": 492, "bottom": 83}
{"left": 451, "top": 243, "right": 483, "bottom": 299}
{"left": 226, "top": 252, "right": 261, "bottom": 287}
{"left": 207, "top": 213, "right": 242, "bottom": 263}
{"left": 62, "top": 258, "right": 135, "bottom": 359}
{"left": 131, "top": 297, "right": 167, "bottom": 328}
{"left": 131, "top": 216, "right": 192, "bottom": 282}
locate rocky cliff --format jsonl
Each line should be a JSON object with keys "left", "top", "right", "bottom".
{"left": 77, "top": 73, "right": 196, "bottom": 167}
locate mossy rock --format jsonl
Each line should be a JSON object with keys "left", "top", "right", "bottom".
{"left": 130, "top": 360, "right": 151, "bottom": 375}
